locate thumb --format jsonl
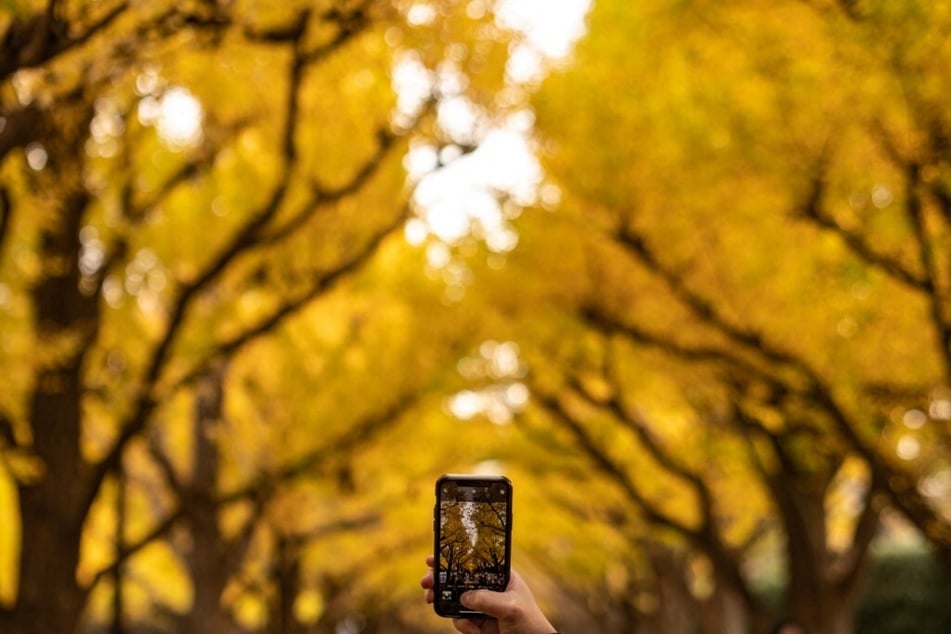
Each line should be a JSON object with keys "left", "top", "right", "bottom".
{"left": 460, "top": 588, "right": 507, "bottom": 617}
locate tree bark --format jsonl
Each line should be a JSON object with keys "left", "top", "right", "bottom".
{"left": 699, "top": 569, "right": 756, "bottom": 634}
{"left": 180, "top": 361, "right": 243, "bottom": 633}
{"left": 772, "top": 468, "right": 870, "bottom": 634}
{"left": 9, "top": 102, "right": 97, "bottom": 633}
{"left": 642, "top": 544, "right": 699, "bottom": 634}
{"left": 268, "top": 536, "right": 306, "bottom": 634}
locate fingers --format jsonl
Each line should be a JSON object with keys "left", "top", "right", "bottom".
{"left": 421, "top": 556, "right": 435, "bottom": 604}
{"left": 460, "top": 588, "right": 508, "bottom": 617}
{"left": 459, "top": 572, "right": 556, "bottom": 633}
{"left": 420, "top": 570, "right": 434, "bottom": 591}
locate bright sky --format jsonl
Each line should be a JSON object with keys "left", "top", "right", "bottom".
{"left": 402, "top": 0, "right": 591, "bottom": 272}
{"left": 401, "top": 0, "right": 591, "bottom": 422}
{"left": 497, "top": 0, "right": 592, "bottom": 80}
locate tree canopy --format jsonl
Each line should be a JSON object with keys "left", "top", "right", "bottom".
{"left": 1, "top": 1, "right": 950, "bottom": 633}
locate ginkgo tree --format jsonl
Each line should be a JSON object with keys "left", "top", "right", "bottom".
{"left": 5, "top": 0, "right": 947, "bottom": 632}
{"left": 450, "top": 0, "right": 951, "bottom": 633}
{"left": 0, "top": 1, "right": 533, "bottom": 632}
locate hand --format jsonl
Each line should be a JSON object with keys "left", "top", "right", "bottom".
{"left": 421, "top": 556, "right": 557, "bottom": 634}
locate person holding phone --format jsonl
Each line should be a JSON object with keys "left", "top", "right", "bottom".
{"left": 421, "top": 555, "right": 559, "bottom": 634}
{"left": 427, "top": 475, "right": 559, "bottom": 634}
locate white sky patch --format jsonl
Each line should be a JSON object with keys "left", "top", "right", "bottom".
{"left": 497, "top": 0, "right": 592, "bottom": 83}
{"left": 399, "top": 0, "right": 590, "bottom": 294}
{"left": 407, "top": 2, "right": 438, "bottom": 27}
{"left": 409, "top": 120, "right": 540, "bottom": 253}
{"left": 437, "top": 95, "right": 482, "bottom": 145}
{"left": 496, "top": 0, "right": 591, "bottom": 59}
{"left": 138, "top": 86, "right": 204, "bottom": 150}
{"left": 392, "top": 51, "right": 434, "bottom": 128}
{"left": 157, "top": 88, "right": 203, "bottom": 148}
{"left": 447, "top": 340, "right": 528, "bottom": 424}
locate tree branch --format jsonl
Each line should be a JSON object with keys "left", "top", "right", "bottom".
{"left": 79, "top": 385, "right": 405, "bottom": 598}
{"left": 581, "top": 306, "right": 781, "bottom": 390}
{"left": 563, "top": 363, "right": 769, "bottom": 613}
{"left": 530, "top": 385, "right": 692, "bottom": 538}
{"left": 797, "top": 0, "right": 865, "bottom": 21}
{"left": 145, "top": 434, "right": 184, "bottom": 497}
{"left": 0, "top": 411, "right": 17, "bottom": 450}
{"left": 584, "top": 229, "right": 951, "bottom": 570}
{"left": 832, "top": 478, "right": 882, "bottom": 592}
{"left": 568, "top": 365, "right": 705, "bottom": 495}
{"left": 219, "top": 390, "right": 420, "bottom": 506}
{"left": 901, "top": 162, "right": 951, "bottom": 384}
{"left": 796, "top": 170, "right": 927, "bottom": 291}
{"left": 81, "top": 1, "right": 415, "bottom": 514}
{"left": 301, "top": 2, "right": 374, "bottom": 65}
{"left": 532, "top": 377, "right": 770, "bottom": 616}
{"left": 860, "top": 119, "right": 951, "bottom": 384}
{"left": 0, "top": 185, "right": 9, "bottom": 261}
{"left": 82, "top": 506, "right": 186, "bottom": 597}
{"left": 613, "top": 227, "right": 802, "bottom": 372}
{"left": 808, "top": 380, "right": 951, "bottom": 567}
{"left": 0, "top": 1, "right": 130, "bottom": 81}
{"left": 174, "top": 200, "right": 408, "bottom": 393}
{"left": 127, "top": 150, "right": 211, "bottom": 223}
{"left": 262, "top": 128, "right": 402, "bottom": 245}
{"left": 81, "top": 21, "right": 313, "bottom": 525}
{"left": 0, "top": 102, "right": 43, "bottom": 164}
{"left": 931, "top": 179, "right": 951, "bottom": 225}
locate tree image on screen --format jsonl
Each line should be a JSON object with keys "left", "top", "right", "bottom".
{"left": 439, "top": 486, "right": 508, "bottom": 597}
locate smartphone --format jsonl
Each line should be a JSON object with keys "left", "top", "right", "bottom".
{"left": 433, "top": 474, "right": 513, "bottom": 618}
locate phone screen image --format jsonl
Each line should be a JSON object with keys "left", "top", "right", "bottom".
{"left": 433, "top": 474, "right": 512, "bottom": 618}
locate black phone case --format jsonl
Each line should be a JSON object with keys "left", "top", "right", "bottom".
{"left": 433, "top": 474, "right": 513, "bottom": 618}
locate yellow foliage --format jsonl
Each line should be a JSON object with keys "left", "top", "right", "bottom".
{"left": 0, "top": 467, "right": 18, "bottom": 606}
{"left": 2, "top": 0, "right": 950, "bottom": 631}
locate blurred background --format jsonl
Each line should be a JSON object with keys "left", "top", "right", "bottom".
{"left": 1, "top": 0, "right": 950, "bottom": 633}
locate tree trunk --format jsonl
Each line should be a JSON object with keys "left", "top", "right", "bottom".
{"left": 14, "top": 478, "right": 86, "bottom": 634}
{"left": 776, "top": 474, "right": 869, "bottom": 634}
{"left": 269, "top": 536, "right": 305, "bottom": 634}
{"left": 642, "top": 544, "right": 698, "bottom": 634}
{"left": 112, "top": 467, "right": 127, "bottom": 634}
{"left": 10, "top": 118, "right": 97, "bottom": 632}
{"left": 699, "top": 570, "right": 755, "bottom": 634}
{"left": 181, "top": 361, "right": 243, "bottom": 633}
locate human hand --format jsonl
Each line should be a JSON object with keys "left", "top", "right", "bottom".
{"left": 421, "top": 556, "right": 557, "bottom": 634}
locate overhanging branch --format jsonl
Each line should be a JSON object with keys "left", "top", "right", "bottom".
{"left": 81, "top": 21, "right": 313, "bottom": 524}
{"left": 0, "top": 185, "right": 9, "bottom": 261}
{"left": 81, "top": 506, "right": 186, "bottom": 598}
{"left": 531, "top": 386, "right": 691, "bottom": 538}
{"left": 0, "top": 1, "right": 129, "bottom": 81}
{"left": 261, "top": 127, "right": 403, "bottom": 246}
{"left": 172, "top": 201, "right": 409, "bottom": 393}
{"left": 796, "top": 170, "right": 927, "bottom": 291}
{"left": 219, "top": 390, "right": 420, "bottom": 506}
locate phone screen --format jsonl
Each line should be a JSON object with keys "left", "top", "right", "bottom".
{"left": 433, "top": 474, "right": 512, "bottom": 618}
